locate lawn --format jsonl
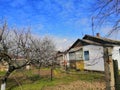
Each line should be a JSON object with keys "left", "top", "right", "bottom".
{"left": 0, "top": 68, "right": 105, "bottom": 90}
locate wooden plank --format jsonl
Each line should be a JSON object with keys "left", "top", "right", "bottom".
{"left": 113, "top": 60, "right": 120, "bottom": 90}
{"left": 103, "top": 47, "right": 115, "bottom": 90}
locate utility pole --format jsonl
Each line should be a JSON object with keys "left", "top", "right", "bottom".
{"left": 103, "top": 47, "right": 115, "bottom": 90}
{"left": 91, "top": 17, "right": 94, "bottom": 36}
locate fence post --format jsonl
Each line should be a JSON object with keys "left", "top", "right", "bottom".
{"left": 50, "top": 66, "right": 53, "bottom": 81}
{"left": 103, "top": 47, "right": 115, "bottom": 90}
{"left": 113, "top": 60, "right": 120, "bottom": 90}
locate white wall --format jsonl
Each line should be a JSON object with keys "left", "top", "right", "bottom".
{"left": 83, "top": 45, "right": 104, "bottom": 71}
{"left": 64, "top": 53, "right": 70, "bottom": 67}
{"left": 112, "top": 46, "right": 120, "bottom": 69}
{"left": 66, "top": 44, "right": 120, "bottom": 71}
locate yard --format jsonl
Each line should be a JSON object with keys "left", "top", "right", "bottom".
{"left": 0, "top": 68, "right": 106, "bottom": 90}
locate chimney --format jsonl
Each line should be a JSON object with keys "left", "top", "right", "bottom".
{"left": 96, "top": 33, "right": 100, "bottom": 37}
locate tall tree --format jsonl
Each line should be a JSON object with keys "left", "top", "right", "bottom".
{"left": 30, "top": 36, "right": 56, "bottom": 76}
{"left": 0, "top": 21, "right": 56, "bottom": 90}
{"left": 0, "top": 22, "right": 32, "bottom": 90}
{"left": 92, "top": 0, "right": 120, "bottom": 37}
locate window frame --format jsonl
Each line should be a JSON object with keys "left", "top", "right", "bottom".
{"left": 84, "top": 50, "right": 89, "bottom": 61}
{"left": 69, "top": 52, "right": 75, "bottom": 60}
{"left": 75, "top": 50, "right": 83, "bottom": 60}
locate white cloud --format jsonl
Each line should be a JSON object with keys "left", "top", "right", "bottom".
{"left": 100, "top": 26, "right": 112, "bottom": 36}
{"left": 53, "top": 36, "right": 75, "bottom": 51}
{"left": 33, "top": 23, "right": 44, "bottom": 31}
{"left": 30, "top": 33, "right": 75, "bottom": 51}
{"left": 63, "top": 39, "right": 67, "bottom": 42}
{"left": 100, "top": 26, "right": 120, "bottom": 40}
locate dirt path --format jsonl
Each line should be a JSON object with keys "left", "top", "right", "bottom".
{"left": 43, "top": 80, "right": 105, "bottom": 90}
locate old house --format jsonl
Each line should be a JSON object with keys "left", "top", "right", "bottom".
{"left": 56, "top": 51, "right": 69, "bottom": 69}
{"left": 66, "top": 34, "right": 120, "bottom": 71}
{"left": 0, "top": 56, "right": 30, "bottom": 71}
{"left": 0, "top": 61, "right": 8, "bottom": 71}
{"left": 56, "top": 51, "right": 66, "bottom": 68}
{"left": 56, "top": 51, "right": 64, "bottom": 66}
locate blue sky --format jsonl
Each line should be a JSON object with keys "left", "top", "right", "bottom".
{"left": 0, "top": 0, "right": 116, "bottom": 50}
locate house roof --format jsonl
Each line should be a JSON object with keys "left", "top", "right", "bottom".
{"left": 67, "top": 38, "right": 102, "bottom": 52}
{"left": 56, "top": 51, "right": 64, "bottom": 57}
{"left": 67, "top": 39, "right": 87, "bottom": 52}
{"left": 69, "top": 47, "right": 82, "bottom": 52}
{"left": 83, "top": 34, "right": 120, "bottom": 46}
{"left": 67, "top": 34, "right": 120, "bottom": 52}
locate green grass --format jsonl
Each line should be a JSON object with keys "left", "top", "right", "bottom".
{"left": 119, "top": 71, "right": 120, "bottom": 75}
{"left": 0, "top": 71, "right": 6, "bottom": 76}
{"left": 12, "top": 79, "right": 57, "bottom": 90}
{"left": 3, "top": 68, "right": 104, "bottom": 90}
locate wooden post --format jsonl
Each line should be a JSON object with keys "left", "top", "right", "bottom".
{"left": 113, "top": 60, "right": 120, "bottom": 90}
{"left": 50, "top": 60, "right": 54, "bottom": 81}
{"left": 103, "top": 47, "right": 115, "bottom": 90}
{"left": 50, "top": 67, "right": 53, "bottom": 81}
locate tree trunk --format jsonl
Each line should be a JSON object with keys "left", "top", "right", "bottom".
{"left": 1, "top": 75, "right": 7, "bottom": 90}
{"left": 38, "top": 67, "right": 41, "bottom": 76}
{"left": 1, "top": 66, "right": 15, "bottom": 90}
{"left": 1, "top": 81, "right": 6, "bottom": 90}
{"left": 38, "top": 63, "right": 42, "bottom": 77}
{"left": 50, "top": 66, "right": 53, "bottom": 81}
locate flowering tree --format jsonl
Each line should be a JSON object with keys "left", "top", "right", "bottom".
{"left": 0, "top": 22, "right": 32, "bottom": 90}
{"left": 0, "top": 21, "right": 56, "bottom": 90}
{"left": 30, "top": 36, "right": 56, "bottom": 77}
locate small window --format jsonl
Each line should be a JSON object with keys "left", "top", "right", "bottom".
{"left": 75, "top": 50, "right": 83, "bottom": 60}
{"left": 84, "top": 51, "right": 89, "bottom": 60}
{"left": 119, "top": 49, "right": 120, "bottom": 55}
{"left": 69, "top": 52, "right": 75, "bottom": 60}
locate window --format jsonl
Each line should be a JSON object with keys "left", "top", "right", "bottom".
{"left": 84, "top": 51, "right": 89, "bottom": 60}
{"left": 69, "top": 52, "right": 75, "bottom": 60}
{"left": 75, "top": 50, "right": 83, "bottom": 60}
{"left": 119, "top": 49, "right": 120, "bottom": 55}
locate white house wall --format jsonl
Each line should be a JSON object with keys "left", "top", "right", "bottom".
{"left": 112, "top": 46, "right": 120, "bottom": 69}
{"left": 83, "top": 45, "right": 104, "bottom": 71}
{"left": 64, "top": 53, "right": 70, "bottom": 67}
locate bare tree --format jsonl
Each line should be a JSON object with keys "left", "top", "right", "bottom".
{"left": 92, "top": 0, "right": 120, "bottom": 37}
{"left": 0, "top": 22, "right": 32, "bottom": 90}
{"left": 0, "top": 21, "right": 56, "bottom": 89}
{"left": 30, "top": 36, "right": 56, "bottom": 77}
{"left": 41, "top": 37, "right": 56, "bottom": 81}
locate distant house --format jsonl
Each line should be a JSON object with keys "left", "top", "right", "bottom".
{"left": 56, "top": 51, "right": 69, "bottom": 69}
{"left": 0, "top": 61, "right": 8, "bottom": 71}
{"left": 56, "top": 51, "right": 63, "bottom": 65}
{"left": 13, "top": 59, "right": 30, "bottom": 69}
{"left": 56, "top": 51, "right": 65, "bottom": 67}
{"left": 65, "top": 33, "right": 120, "bottom": 71}
{"left": 0, "top": 56, "right": 30, "bottom": 71}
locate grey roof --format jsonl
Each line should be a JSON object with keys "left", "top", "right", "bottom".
{"left": 83, "top": 35, "right": 120, "bottom": 46}
{"left": 65, "top": 34, "right": 120, "bottom": 53}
